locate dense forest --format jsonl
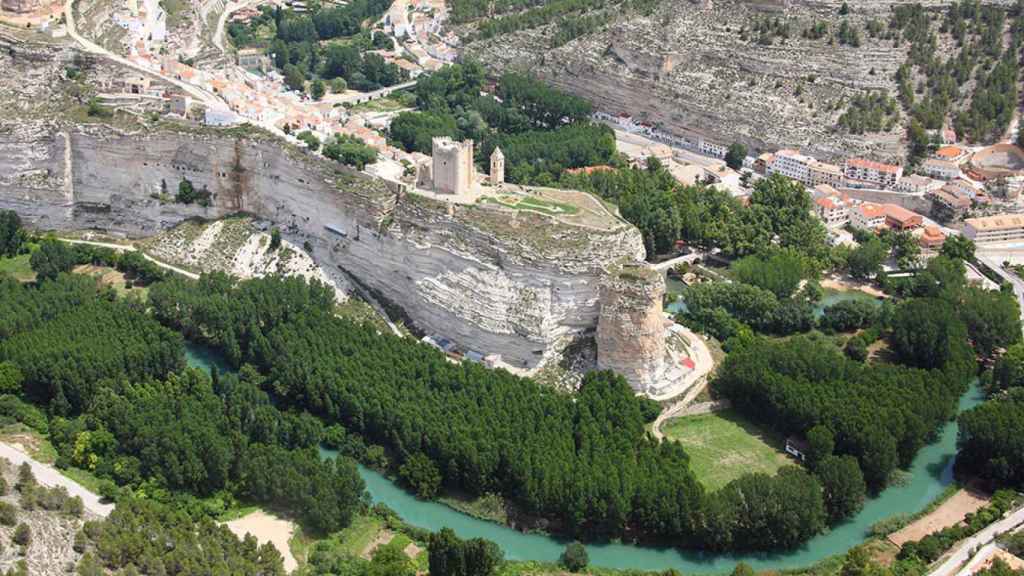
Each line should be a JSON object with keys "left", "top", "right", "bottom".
{"left": 229, "top": 2, "right": 405, "bottom": 93}
{"left": 388, "top": 62, "right": 618, "bottom": 185}
{"left": 562, "top": 167, "right": 828, "bottom": 262}
{"left": 0, "top": 272, "right": 367, "bottom": 536}
{"left": 146, "top": 272, "right": 839, "bottom": 551}
{"left": 710, "top": 247, "right": 1021, "bottom": 492}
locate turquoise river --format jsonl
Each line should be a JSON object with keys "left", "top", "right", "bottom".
{"left": 186, "top": 344, "right": 985, "bottom": 574}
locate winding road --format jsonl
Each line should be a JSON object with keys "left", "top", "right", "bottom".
{"left": 0, "top": 443, "right": 112, "bottom": 517}
{"left": 62, "top": 0, "right": 222, "bottom": 106}
{"left": 929, "top": 507, "right": 1024, "bottom": 576}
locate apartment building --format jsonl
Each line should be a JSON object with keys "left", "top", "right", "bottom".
{"left": 811, "top": 184, "right": 850, "bottom": 228}
{"left": 964, "top": 214, "right": 1024, "bottom": 244}
{"left": 808, "top": 161, "right": 845, "bottom": 187}
{"left": 768, "top": 149, "right": 814, "bottom": 184}
{"left": 894, "top": 174, "right": 941, "bottom": 194}
{"left": 844, "top": 158, "right": 903, "bottom": 189}
{"left": 921, "top": 158, "right": 961, "bottom": 180}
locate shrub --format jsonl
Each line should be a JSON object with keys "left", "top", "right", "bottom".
{"left": 560, "top": 541, "right": 588, "bottom": 572}
{"left": 12, "top": 522, "right": 30, "bottom": 546}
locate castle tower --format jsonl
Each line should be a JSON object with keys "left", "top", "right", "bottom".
{"left": 490, "top": 147, "right": 505, "bottom": 185}
{"left": 596, "top": 263, "right": 666, "bottom": 394}
{"left": 431, "top": 137, "right": 475, "bottom": 195}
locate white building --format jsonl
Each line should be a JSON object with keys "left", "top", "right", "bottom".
{"left": 844, "top": 158, "right": 902, "bottom": 189}
{"left": 850, "top": 203, "right": 887, "bottom": 231}
{"left": 768, "top": 149, "right": 814, "bottom": 184}
{"left": 945, "top": 177, "right": 984, "bottom": 200}
{"left": 807, "top": 160, "right": 845, "bottom": 187}
{"left": 204, "top": 105, "right": 240, "bottom": 126}
{"left": 894, "top": 174, "right": 941, "bottom": 194}
{"left": 964, "top": 214, "right": 1024, "bottom": 244}
{"left": 698, "top": 139, "right": 728, "bottom": 159}
{"left": 921, "top": 158, "right": 961, "bottom": 181}
{"left": 812, "top": 184, "right": 850, "bottom": 228}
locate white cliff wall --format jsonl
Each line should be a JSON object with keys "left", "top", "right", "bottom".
{"left": 0, "top": 125, "right": 647, "bottom": 369}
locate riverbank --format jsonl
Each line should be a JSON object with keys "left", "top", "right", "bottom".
{"left": 186, "top": 347, "right": 987, "bottom": 575}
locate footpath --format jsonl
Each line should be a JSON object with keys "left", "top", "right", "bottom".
{"left": 0, "top": 442, "right": 112, "bottom": 517}
{"left": 929, "top": 507, "right": 1024, "bottom": 576}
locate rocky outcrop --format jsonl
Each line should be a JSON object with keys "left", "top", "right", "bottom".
{"left": 596, "top": 263, "right": 667, "bottom": 393}
{"left": 0, "top": 122, "right": 648, "bottom": 371}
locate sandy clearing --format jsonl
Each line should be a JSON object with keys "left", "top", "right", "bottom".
{"left": 889, "top": 488, "right": 990, "bottom": 546}
{"left": 223, "top": 510, "right": 299, "bottom": 573}
{"left": 821, "top": 276, "right": 889, "bottom": 299}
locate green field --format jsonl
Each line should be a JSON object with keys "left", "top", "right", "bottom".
{"left": 0, "top": 254, "right": 34, "bottom": 282}
{"left": 662, "top": 409, "right": 793, "bottom": 491}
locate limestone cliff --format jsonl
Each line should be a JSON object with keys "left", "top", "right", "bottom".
{"left": 0, "top": 122, "right": 648, "bottom": 371}
{"left": 596, "top": 263, "right": 667, "bottom": 393}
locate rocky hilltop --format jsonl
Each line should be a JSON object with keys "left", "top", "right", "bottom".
{"left": 1, "top": 121, "right": 645, "bottom": 369}
{"left": 0, "top": 31, "right": 664, "bottom": 382}
{"left": 462, "top": 0, "right": 976, "bottom": 161}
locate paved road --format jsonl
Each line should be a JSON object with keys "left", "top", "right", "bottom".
{"left": 975, "top": 256, "right": 1024, "bottom": 337}
{"left": 0, "top": 443, "right": 112, "bottom": 517}
{"left": 930, "top": 507, "right": 1024, "bottom": 576}
{"left": 63, "top": 0, "right": 222, "bottom": 106}
{"left": 60, "top": 238, "right": 201, "bottom": 279}
{"left": 213, "top": 0, "right": 262, "bottom": 53}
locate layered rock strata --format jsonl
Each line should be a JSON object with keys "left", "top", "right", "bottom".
{"left": 0, "top": 123, "right": 654, "bottom": 373}
{"left": 596, "top": 263, "right": 667, "bottom": 393}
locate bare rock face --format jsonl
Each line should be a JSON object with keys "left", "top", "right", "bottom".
{"left": 596, "top": 263, "right": 666, "bottom": 393}
{"left": 0, "top": 123, "right": 647, "bottom": 371}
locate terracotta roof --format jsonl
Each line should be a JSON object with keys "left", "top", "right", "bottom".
{"left": 966, "top": 214, "right": 1024, "bottom": 231}
{"left": 856, "top": 203, "right": 887, "bottom": 219}
{"left": 936, "top": 146, "right": 965, "bottom": 159}
{"left": 847, "top": 157, "right": 901, "bottom": 173}
{"left": 883, "top": 204, "right": 922, "bottom": 225}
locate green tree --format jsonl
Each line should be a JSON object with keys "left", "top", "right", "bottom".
{"left": 890, "top": 298, "right": 970, "bottom": 370}
{"left": 847, "top": 238, "right": 886, "bottom": 279}
{"left": 816, "top": 455, "right": 867, "bottom": 522}
{"left": 297, "top": 130, "right": 321, "bottom": 151}
{"left": 993, "top": 342, "right": 1024, "bottom": 391}
{"left": 311, "top": 78, "right": 326, "bottom": 100}
{"left": 805, "top": 424, "right": 835, "bottom": 469}
{"left": 269, "top": 228, "right": 282, "bottom": 251}
{"left": 29, "top": 238, "right": 76, "bottom": 281}
{"left": 940, "top": 234, "right": 976, "bottom": 261}
{"left": 399, "top": 453, "right": 441, "bottom": 499}
{"left": 891, "top": 231, "right": 921, "bottom": 269}
{"left": 12, "top": 523, "right": 29, "bottom": 546}
{"left": 725, "top": 143, "right": 747, "bottom": 170}
{"left": 0, "top": 363, "right": 23, "bottom": 396}
{"left": 560, "top": 542, "right": 589, "bottom": 572}
{"left": 0, "top": 211, "right": 24, "bottom": 258}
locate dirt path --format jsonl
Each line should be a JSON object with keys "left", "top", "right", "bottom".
{"left": 59, "top": 238, "right": 201, "bottom": 280}
{"left": 890, "top": 488, "right": 990, "bottom": 547}
{"left": 821, "top": 276, "right": 888, "bottom": 299}
{"left": 0, "top": 442, "right": 112, "bottom": 517}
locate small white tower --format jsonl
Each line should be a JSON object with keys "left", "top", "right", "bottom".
{"left": 490, "top": 147, "right": 505, "bottom": 186}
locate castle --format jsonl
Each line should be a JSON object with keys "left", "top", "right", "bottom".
{"left": 417, "top": 137, "right": 505, "bottom": 194}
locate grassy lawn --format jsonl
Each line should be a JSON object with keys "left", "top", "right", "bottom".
{"left": 0, "top": 254, "right": 35, "bottom": 282}
{"left": 348, "top": 93, "right": 416, "bottom": 113}
{"left": 481, "top": 195, "right": 581, "bottom": 216}
{"left": 662, "top": 409, "right": 793, "bottom": 491}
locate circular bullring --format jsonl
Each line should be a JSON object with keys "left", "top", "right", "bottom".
{"left": 970, "top": 144, "right": 1024, "bottom": 179}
